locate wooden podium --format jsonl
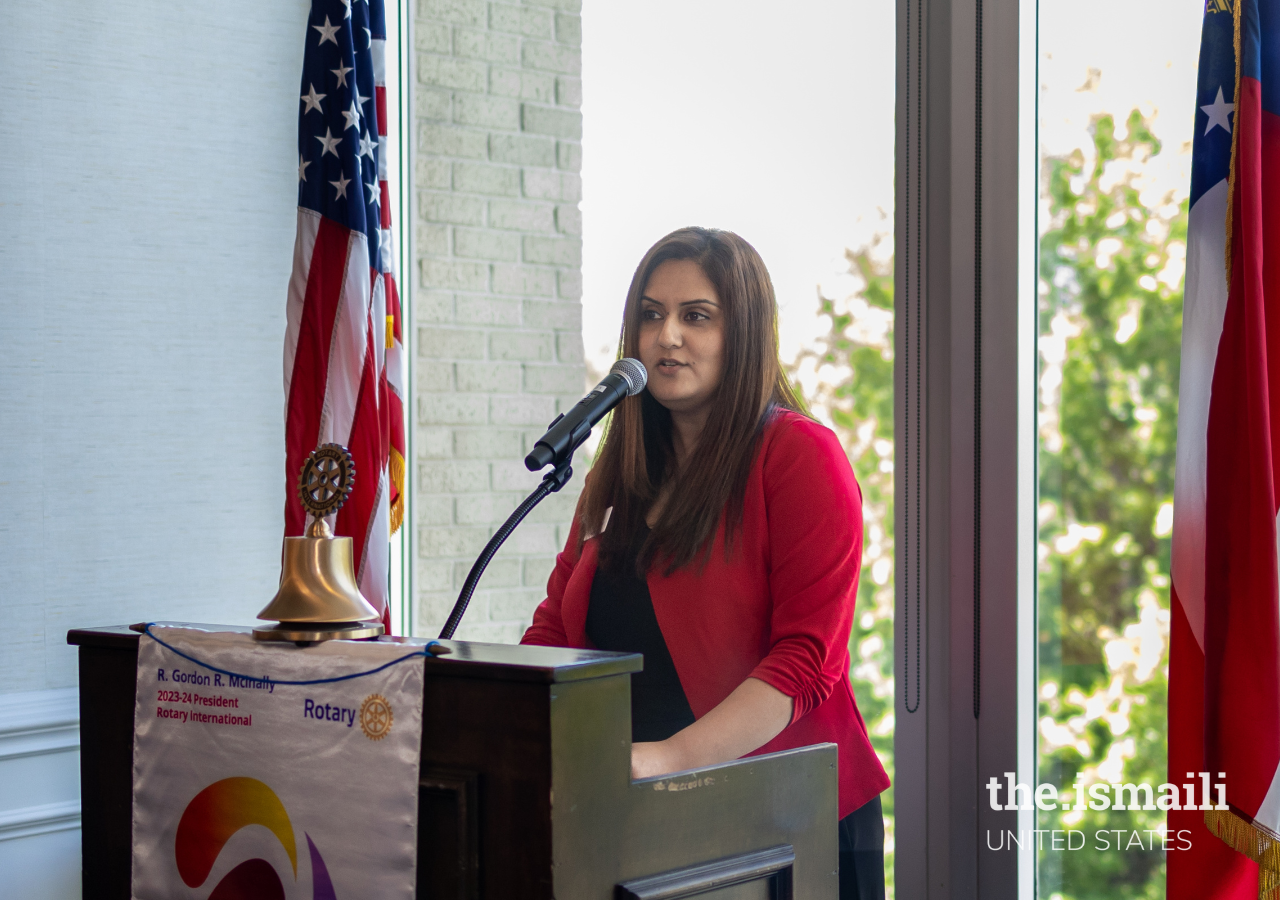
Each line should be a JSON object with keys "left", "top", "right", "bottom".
{"left": 68, "top": 624, "right": 837, "bottom": 899}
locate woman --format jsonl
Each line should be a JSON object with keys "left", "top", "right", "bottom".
{"left": 521, "top": 227, "right": 890, "bottom": 899}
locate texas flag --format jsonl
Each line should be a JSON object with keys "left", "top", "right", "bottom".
{"left": 1169, "top": 0, "right": 1280, "bottom": 896}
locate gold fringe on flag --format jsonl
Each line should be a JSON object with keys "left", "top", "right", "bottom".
{"left": 388, "top": 447, "right": 405, "bottom": 536}
{"left": 1205, "top": 809, "right": 1280, "bottom": 900}
{"left": 1225, "top": 0, "right": 1243, "bottom": 278}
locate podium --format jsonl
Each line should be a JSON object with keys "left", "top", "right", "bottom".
{"left": 68, "top": 624, "right": 838, "bottom": 899}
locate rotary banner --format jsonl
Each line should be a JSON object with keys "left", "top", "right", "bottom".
{"left": 130, "top": 627, "right": 424, "bottom": 900}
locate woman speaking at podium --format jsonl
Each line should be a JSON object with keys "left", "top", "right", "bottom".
{"left": 522, "top": 227, "right": 890, "bottom": 899}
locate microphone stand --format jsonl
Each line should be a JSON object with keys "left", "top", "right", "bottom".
{"left": 437, "top": 456, "right": 575, "bottom": 640}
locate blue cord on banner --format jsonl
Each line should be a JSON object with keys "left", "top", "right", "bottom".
{"left": 141, "top": 624, "right": 442, "bottom": 687}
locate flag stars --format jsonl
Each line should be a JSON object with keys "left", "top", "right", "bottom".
{"left": 341, "top": 99, "right": 362, "bottom": 132}
{"left": 297, "top": 7, "right": 386, "bottom": 237}
{"left": 315, "top": 127, "right": 342, "bottom": 157}
{"left": 1202, "top": 86, "right": 1235, "bottom": 135}
{"left": 301, "top": 84, "right": 326, "bottom": 114}
{"left": 312, "top": 16, "right": 341, "bottom": 46}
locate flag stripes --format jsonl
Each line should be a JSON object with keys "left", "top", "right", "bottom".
{"left": 284, "top": 0, "right": 403, "bottom": 628}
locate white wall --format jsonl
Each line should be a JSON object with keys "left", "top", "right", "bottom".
{"left": 0, "top": 0, "right": 310, "bottom": 692}
{"left": 0, "top": 1, "right": 309, "bottom": 894}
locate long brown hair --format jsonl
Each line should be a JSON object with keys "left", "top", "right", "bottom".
{"left": 580, "top": 227, "right": 806, "bottom": 574}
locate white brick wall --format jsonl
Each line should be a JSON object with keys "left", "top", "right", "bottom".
{"left": 413, "top": 0, "right": 584, "bottom": 642}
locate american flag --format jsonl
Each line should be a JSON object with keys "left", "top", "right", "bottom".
{"left": 283, "top": 0, "right": 405, "bottom": 629}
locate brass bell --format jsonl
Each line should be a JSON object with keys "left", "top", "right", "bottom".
{"left": 254, "top": 445, "right": 385, "bottom": 643}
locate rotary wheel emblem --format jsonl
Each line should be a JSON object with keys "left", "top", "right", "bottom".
{"left": 298, "top": 444, "right": 355, "bottom": 519}
{"left": 359, "top": 693, "right": 393, "bottom": 741}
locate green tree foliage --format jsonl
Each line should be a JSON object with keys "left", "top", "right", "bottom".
{"left": 1036, "top": 110, "right": 1186, "bottom": 899}
{"left": 786, "top": 237, "right": 897, "bottom": 895}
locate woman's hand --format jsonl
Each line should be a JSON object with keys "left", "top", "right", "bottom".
{"left": 629, "top": 677, "right": 794, "bottom": 780}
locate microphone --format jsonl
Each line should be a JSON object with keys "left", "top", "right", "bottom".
{"left": 524, "top": 358, "right": 647, "bottom": 471}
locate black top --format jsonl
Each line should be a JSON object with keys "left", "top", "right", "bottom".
{"left": 585, "top": 526, "right": 697, "bottom": 743}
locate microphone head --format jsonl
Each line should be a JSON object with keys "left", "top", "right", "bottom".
{"left": 610, "top": 358, "right": 647, "bottom": 396}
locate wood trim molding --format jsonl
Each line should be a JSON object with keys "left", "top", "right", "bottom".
{"left": 0, "top": 689, "right": 82, "bottom": 843}
{"left": 0, "top": 688, "right": 79, "bottom": 761}
{"left": 0, "top": 800, "right": 81, "bottom": 843}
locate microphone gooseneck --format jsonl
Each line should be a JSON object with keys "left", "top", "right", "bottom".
{"left": 439, "top": 358, "right": 647, "bottom": 640}
{"left": 523, "top": 358, "right": 647, "bottom": 472}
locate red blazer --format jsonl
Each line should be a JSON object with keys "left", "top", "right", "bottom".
{"left": 522, "top": 409, "right": 890, "bottom": 818}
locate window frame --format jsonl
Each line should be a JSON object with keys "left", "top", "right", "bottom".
{"left": 388, "top": 0, "right": 415, "bottom": 638}
{"left": 891, "top": 0, "right": 1039, "bottom": 892}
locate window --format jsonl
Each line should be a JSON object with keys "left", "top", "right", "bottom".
{"left": 1034, "top": 3, "right": 1200, "bottom": 896}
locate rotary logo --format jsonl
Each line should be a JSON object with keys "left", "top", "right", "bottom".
{"left": 359, "top": 693, "right": 393, "bottom": 740}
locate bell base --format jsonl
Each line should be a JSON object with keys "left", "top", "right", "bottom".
{"left": 252, "top": 621, "right": 385, "bottom": 644}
